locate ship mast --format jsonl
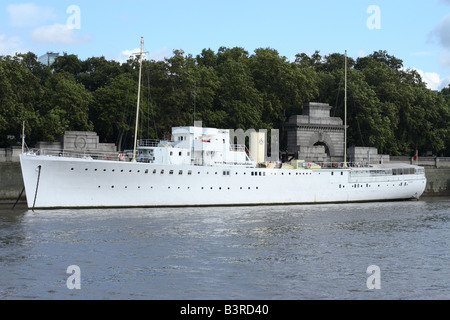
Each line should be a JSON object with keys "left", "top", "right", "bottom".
{"left": 132, "top": 37, "right": 144, "bottom": 162}
{"left": 344, "top": 50, "right": 348, "bottom": 168}
{"left": 21, "top": 121, "right": 25, "bottom": 153}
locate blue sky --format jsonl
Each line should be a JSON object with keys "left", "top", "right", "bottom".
{"left": 1, "top": 0, "right": 450, "bottom": 90}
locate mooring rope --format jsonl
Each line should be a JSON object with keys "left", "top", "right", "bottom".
{"left": 32, "top": 165, "right": 41, "bottom": 212}
{"left": 12, "top": 187, "right": 25, "bottom": 210}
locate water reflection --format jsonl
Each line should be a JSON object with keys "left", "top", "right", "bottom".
{"left": 0, "top": 204, "right": 28, "bottom": 253}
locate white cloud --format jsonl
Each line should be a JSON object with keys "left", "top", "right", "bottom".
{"left": 114, "top": 48, "right": 146, "bottom": 63}
{"left": 0, "top": 34, "right": 26, "bottom": 56}
{"left": 439, "top": 48, "right": 450, "bottom": 68}
{"left": 149, "top": 47, "right": 173, "bottom": 61}
{"left": 410, "top": 51, "right": 434, "bottom": 57}
{"left": 356, "top": 49, "right": 368, "bottom": 58}
{"left": 114, "top": 46, "right": 173, "bottom": 63}
{"left": 7, "top": 3, "right": 56, "bottom": 28}
{"left": 30, "top": 24, "right": 91, "bottom": 45}
{"left": 431, "top": 13, "right": 450, "bottom": 49}
{"left": 412, "top": 67, "right": 450, "bottom": 91}
{"left": 425, "top": 13, "right": 450, "bottom": 90}
{"left": 440, "top": 75, "right": 450, "bottom": 89}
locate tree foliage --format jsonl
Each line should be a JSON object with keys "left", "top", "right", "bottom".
{"left": 0, "top": 48, "right": 449, "bottom": 156}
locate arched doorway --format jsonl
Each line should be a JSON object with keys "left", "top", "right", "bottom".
{"left": 313, "top": 141, "right": 330, "bottom": 157}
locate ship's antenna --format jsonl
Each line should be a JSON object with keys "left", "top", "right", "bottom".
{"left": 21, "top": 121, "right": 25, "bottom": 153}
{"left": 132, "top": 37, "right": 144, "bottom": 163}
{"left": 193, "top": 80, "right": 197, "bottom": 124}
{"left": 344, "top": 50, "right": 348, "bottom": 168}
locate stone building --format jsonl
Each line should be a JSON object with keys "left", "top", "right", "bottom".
{"left": 287, "top": 102, "right": 346, "bottom": 163}
{"left": 36, "top": 131, "right": 117, "bottom": 154}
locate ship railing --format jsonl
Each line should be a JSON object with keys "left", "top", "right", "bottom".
{"left": 30, "top": 148, "right": 132, "bottom": 162}
{"left": 314, "top": 161, "right": 370, "bottom": 169}
{"left": 230, "top": 144, "right": 246, "bottom": 152}
{"left": 230, "top": 144, "right": 254, "bottom": 162}
{"left": 138, "top": 139, "right": 160, "bottom": 147}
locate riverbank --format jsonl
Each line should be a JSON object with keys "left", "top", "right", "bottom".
{"left": 1, "top": 162, "right": 448, "bottom": 204}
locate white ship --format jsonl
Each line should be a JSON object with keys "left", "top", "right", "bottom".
{"left": 19, "top": 39, "right": 427, "bottom": 209}
{"left": 19, "top": 127, "right": 426, "bottom": 209}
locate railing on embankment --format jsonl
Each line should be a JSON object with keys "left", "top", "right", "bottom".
{"left": 390, "top": 156, "right": 450, "bottom": 169}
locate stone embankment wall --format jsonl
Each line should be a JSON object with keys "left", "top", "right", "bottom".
{"left": 422, "top": 168, "right": 450, "bottom": 196}
{"left": 0, "top": 162, "right": 26, "bottom": 202}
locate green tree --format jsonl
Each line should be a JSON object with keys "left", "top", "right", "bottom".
{"left": 214, "top": 47, "right": 263, "bottom": 130}
{"left": 91, "top": 73, "right": 138, "bottom": 148}
{"left": 51, "top": 53, "right": 83, "bottom": 76}
{"left": 249, "top": 48, "right": 319, "bottom": 149}
{"left": 39, "top": 72, "right": 93, "bottom": 141}
{"left": 0, "top": 53, "right": 43, "bottom": 146}
{"left": 78, "top": 56, "right": 122, "bottom": 91}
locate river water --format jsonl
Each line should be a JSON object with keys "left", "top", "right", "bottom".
{"left": 0, "top": 197, "right": 448, "bottom": 300}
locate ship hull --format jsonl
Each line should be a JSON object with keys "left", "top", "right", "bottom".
{"left": 20, "top": 153, "right": 427, "bottom": 209}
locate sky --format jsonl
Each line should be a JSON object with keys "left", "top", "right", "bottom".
{"left": 1, "top": 0, "right": 450, "bottom": 90}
